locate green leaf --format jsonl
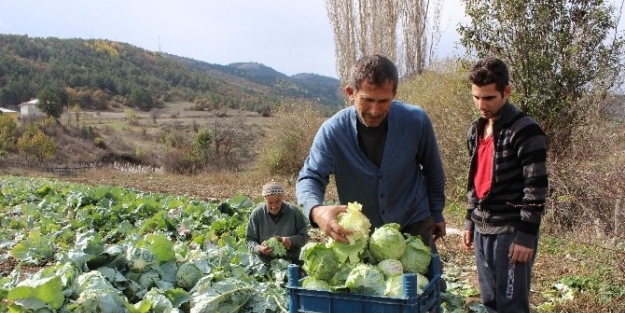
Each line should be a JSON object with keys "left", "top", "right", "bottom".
{"left": 75, "top": 230, "right": 104, "bottom": 256}
{"left": 9, "top": 229, "right": 56, "bottom": 264}
{"left": 148, "top": 234, "right": 176, "bottom": 263}
{"left": 125, "top": 298, "right": 152, "bottom": 313}
{"left": 164, "top": 288, "right": 191, "bottom": 308}
{"left": 191, "top": 286, "right": 254, "bottom": 313}
{"left": 8, "top": 276, "right": 64, "bottom": 310}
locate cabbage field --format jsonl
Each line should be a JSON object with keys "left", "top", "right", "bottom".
{"left": 0, "top": 175, "right": 294, "bottom": 312}
{"left": 1, "top": 175, "right": 493, "bottom": 313}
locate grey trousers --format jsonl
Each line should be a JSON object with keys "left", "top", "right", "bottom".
{"left": 473, "top": 231, "right": 537, "bottom": 313}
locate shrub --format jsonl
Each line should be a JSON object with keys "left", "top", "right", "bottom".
{"left": 543, "top": 109, "right": 625, "bottom": 236}
{"left": 94, "top": 137, "right": 106, "bottom": 149}
{"left": 399, "top": 59, "right": 474, "bottom": 202}
{"left": 257, "top": 103, "right": 325, "bottom": 176}
{"left": 162, "top": 149, "right": 201, "bottom": 175}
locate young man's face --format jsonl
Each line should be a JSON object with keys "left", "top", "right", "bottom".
{"left": 346, "top": 80, "right": 395, "bottom": 127}
{"left": 471, "top": 83, "right": 511, "bottom": 121}
{"left": 264, "top": 194, "right": 283, "bottom": 215}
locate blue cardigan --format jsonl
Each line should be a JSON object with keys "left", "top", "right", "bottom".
{"left": 296, "top": 101, "right": 446, "bottom": 230}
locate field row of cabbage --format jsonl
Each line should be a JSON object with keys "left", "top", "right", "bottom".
{"left": 0, "top": 175, "right": 291, "bottom": 313}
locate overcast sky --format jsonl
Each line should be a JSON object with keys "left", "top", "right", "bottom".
{"left": 0, "top": 1, "right": 483, "bottom": 78}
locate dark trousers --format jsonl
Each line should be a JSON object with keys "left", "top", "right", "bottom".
{"left": 474, "top": 231, "right": 537, "bottom": 313}
{"left": 402, "top": 216, "right": 438, "bottom": 254}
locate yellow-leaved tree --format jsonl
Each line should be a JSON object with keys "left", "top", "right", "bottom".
{"left": 0, "top": 114, "right": 17, "bottom": 156}
{"left": 17, "top": 124, "right": 56, "bottom": 162}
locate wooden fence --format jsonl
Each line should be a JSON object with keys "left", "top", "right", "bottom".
{"left": 0, "top": 155, "right": 164, "bottom": 176}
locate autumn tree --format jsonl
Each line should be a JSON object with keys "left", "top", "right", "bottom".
{"left": 326, "top": 0, "right": 442, "bottom": 82}
{"left": 91, "top": 89, "right": 108, "bottom": 110}
{"left": 458, "top": 0, "right": 625, "bottom": 155}
{"left": 17, "top": 124, "right": 56, "bottom": 162}
{"left": 0, "top": 114, "right": 17, "bottom": 155}
{"left": 124, "top": 108, "right": 138, "bottom": 126}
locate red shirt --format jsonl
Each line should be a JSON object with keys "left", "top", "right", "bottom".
{"left": 474, "top": 134, "right": 493, "bottom": 199}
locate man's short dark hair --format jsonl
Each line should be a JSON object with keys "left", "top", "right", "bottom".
{"left": 469, "top": 57, "right": 510, "bottom": 94}
{"left": 348, "top": 54, "right": 399, "bottom": 94}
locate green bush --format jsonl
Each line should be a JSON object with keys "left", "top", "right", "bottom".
{"left": 399, "top": 60, "right": 474, "bottom": 203}
{"left": 257, "top": 103, "right": 325, "bottom": 176}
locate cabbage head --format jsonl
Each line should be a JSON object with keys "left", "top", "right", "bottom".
{"left": 71, "top": 271, "right": 116, "bottom": 298}
{"left": 126, "top": 247, "right": 156, "bottom": 272}
{"left": 377, "top": 259, "right": 403, "bottom": 278}
{"left": 300, "top": 242, "right": 339, "bottom": 281}
{"left": 384, "top": 272, "right": 429, "bottom": 298}
{"left": 399, "top": 234, "right": 431, "bottom": 274}
{"left": 302, "top": 277, "right": 331, "bottom": 291}
{"left": 324, "top": 202, "right": 371, "bottom": 265}
{"left": 414, "top": 272, "right": 429, "bottom": 295}
{"left": 336, "top": 202, "right": 371, "bottom": 244}
{"left": 369, "top": 223, "right": 406, "bottom": 262}
{"left": 75, "top": 289, "right": 125, "bottom": 313}
{"left": 262, "top": 237, "right": 286, "bottom": 257}
{"left": 345, "top": 263, "right": 386, "bottom": 296}
{"left": 175, "top": 262, "right": 203, "bottom": 290}
{"left": 384, "top": 275, "right": 404, "bottom": 298}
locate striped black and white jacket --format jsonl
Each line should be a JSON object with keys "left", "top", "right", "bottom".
{"left": 464, "top": 102, "right": 548, "bottom": 248}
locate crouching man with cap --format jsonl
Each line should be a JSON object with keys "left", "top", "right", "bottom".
{"left": 245, "top": 181, "right": 310, "bottom": 266}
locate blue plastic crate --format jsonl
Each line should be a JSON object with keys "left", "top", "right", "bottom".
{"left": 287, "top": 254, "right": 442, "bottom": 313}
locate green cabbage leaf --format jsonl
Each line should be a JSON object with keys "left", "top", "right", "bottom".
{"left": 399, "top": 234, "right": 431, "bottom": 274}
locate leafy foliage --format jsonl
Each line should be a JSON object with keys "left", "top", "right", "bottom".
{"left": 37, "top": 88, "right": 64, "bottom": 119}
{"left": 262, "top": 237, "right": 286, "bottom": 257}
{"left": 0, "top": 176, "right": 291, "bottom": 312}
{"left": 0, "top": 114, "right": 17, "bottom": 154}
{"left": 458, "top": 0, "right": 625, "bottom": 155}
{"left": 16, "top": 123, "right": 56, "bottom": 161}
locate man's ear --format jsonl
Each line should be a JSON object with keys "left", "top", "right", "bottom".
{"left": 503, "top": 85, "right": 512, "bottom": 99}
{"left": 345, "top": 85, "right": 355, "bottom": 99}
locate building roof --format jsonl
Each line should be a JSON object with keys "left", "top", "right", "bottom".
{"left": 19, "top": 99, "right": 39, "bottom": 106}
{"left": 0, "top": 108, "right": 17, "bottom": 113}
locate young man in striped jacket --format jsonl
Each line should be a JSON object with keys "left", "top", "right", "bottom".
{"left": 462, "top": 57, "right": 548, "bottom": 313}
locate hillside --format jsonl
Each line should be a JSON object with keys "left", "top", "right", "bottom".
{"left": 0, "top": 34, "right": 344, "bottom": 112}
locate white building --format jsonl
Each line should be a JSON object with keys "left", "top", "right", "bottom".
{"left": 19, "top": 99, "right": 43, "bottom": 118}
{"left": 0, "top": 107, "right": 19, "bottom": 121}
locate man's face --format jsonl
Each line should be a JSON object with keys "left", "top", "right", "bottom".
{"left": 471, "top": 83, "right": 511, "bottom": 121}
{"left": 264, "top": 194, "right": 283, "bottom": 215}
{"left": 346, "top": 80, "right": 395, "bottom": 127}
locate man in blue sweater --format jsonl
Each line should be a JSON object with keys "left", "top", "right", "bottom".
{"left": 296, "top": 54, "right": 446, "bottom": 252}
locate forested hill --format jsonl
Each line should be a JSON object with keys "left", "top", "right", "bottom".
{"left": 0, "top": 34, "right": 344, "bottom": 112}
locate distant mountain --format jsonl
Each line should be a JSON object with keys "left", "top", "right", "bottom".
{"left": 0, "top": 34, "right": 344, "bottom": 112}
{"left": 168, "top": 55, "right": 344, "bottom": 108}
